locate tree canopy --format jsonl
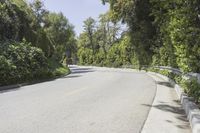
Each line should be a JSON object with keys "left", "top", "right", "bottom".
{"left": 100, "top": 0, "right": 200, "bottom": 72}
{"left": 0, "top": 0, "right": 76, "bottom": 85}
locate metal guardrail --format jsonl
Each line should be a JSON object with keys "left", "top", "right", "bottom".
{"left": 150, "top": 66, "right": 200, "bottom": 133}
{"left": 118, "top": 65, "right": 200, "bottom": 84}
{"left": 151, "top": 66, "right": 200, "bottom": 84}
{"left": 185, "top": 73, "right": 200, "bottom": 84}
{"left": 153, "top": 66, "right": 182, "bottom": 75}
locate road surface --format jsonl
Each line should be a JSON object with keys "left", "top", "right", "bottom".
{"left": 0, "top": 66, "right": 156, "bottom": 133}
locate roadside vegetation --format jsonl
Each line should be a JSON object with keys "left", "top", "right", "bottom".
{"left": 78, "top": 0, "right": 200, "bottom": 72}
{"left": 149, "top": 68, "right": 200, "bottom": 105}
{"left": 77, "top": 14, "right": 134, "bottom": 68}
{"left": 76, "top": 0, "right": 200, "bottom": 102}
{"left": 0, "top": 0, "right": 76, "bottom": 86}
{"left": 1, "top": 0, "right": 199, "bottom": 101}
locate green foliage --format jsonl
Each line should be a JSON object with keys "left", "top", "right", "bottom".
{"left": 77, "top": 48, "right": 93, "bottom": 65}
{"left": 105, "top": 36, "right": 133, "bottom": 67}
{"left": 0, "top": 0, "right": 76, "bottom": 86}
{"left": 0, "top": 55, "right": 16, "bottom": 84}
{"left": 103, "top": 0, "right": 156, "bottom": 68}
{"left": 182, "top": 79, "right": 200, "bottom": 103}
{"left": 83, "top": 17, "right": 96, "bottom": 58}
{"left": 102, "top": 0, "right": 200, "bottom": 105}
{"left": 77, "top": 15, "right": 129, "bottom": 67}
{"left": 44, "top": 12, "right": 76, "bottom": 60}
{"left": 148, "top": 0, "right": 200, "bottom": 105}
{"left": 0, "top": 0, "right": 31, "bottom": 41}
{"left": 106, "top": 44, "right": 122, "bottom": 67}
{"left": 149, "top": 68, "right": 200, "bottom": 104}
{"left": 0, "top": 41, "right": 70, "bottom": 86}
{"left": 103, "top": 0, "right": 200, "bottom": 72}
{"left": 0, "top": 0, "right": 77, "bottom": 62}
{"left": 93, "top": 50, "right": 106, "bottom": 66}
{"left": 53, "top": 67, "right": 70, "bottom": 77}
{"left": 77, "top": 23, "right": 134, "bottom": 67}
{"left": 151, "top": 0, "right": 200, "bottom": 73}
{"left": 0, "top": 41, "right": 50, "bottom": 85}
{"left": 167, "top": 1, "right": 200, "bottom": 73}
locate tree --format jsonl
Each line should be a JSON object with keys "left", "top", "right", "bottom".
{"left": 83, "top": 17, "right": 96, "bottom": 59}
{"left": 102, "top": 0, "right": 156, "bottom": 68}
{"left": 97, "top": 13, "right": 120, "bottom": 55}
{"left": 44, "top": 12, "right": 76, "bottom": 62}
{"left": 77, "top": 14, "right": 132, "bottom": 67}
{"left": 0, "top": 0, "right": 76, "bottom": 85}
{"left": 151, "top": 0, "right": 200, "bottom": 72}
{"left": 0, "top": 0, "right": 32, "bottom": 41}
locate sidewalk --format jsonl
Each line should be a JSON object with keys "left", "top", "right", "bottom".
{"left": 141, "top": 73, "right": 192, "bottom": 133}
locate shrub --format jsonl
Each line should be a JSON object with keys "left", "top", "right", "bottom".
{"left": 92, "top": 50, "right": 105, "bottom": 66}
{"left": 106, "top": 44, "right": 122, "bottom": 67}
{"left": 182, "top": 79, "right": 200, "bottom": 103}
{"left": 0, "top": 41, "right": 50, "bottom": 86}
{"left": 77, "top": 48, "right": 93, "bottom": 65}
{"left": 0, "top": 55, "right": 16, "bottom": 84}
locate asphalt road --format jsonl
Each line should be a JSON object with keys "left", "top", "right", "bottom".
{"left": 0, "top": 66, "right": 156, "bottom": 133}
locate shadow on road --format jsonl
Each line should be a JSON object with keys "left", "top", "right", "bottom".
{"left": 61, "top": 75, "right": 82, "bottom": 79}
{"left": 0, "top": 66, "right": 94, "bottom": 94}
{"left": 142, "top": 103, "right": 190, "bottom": 129}
{"left": 142, "top": 103, "right": 184, "bottom": 114}
{"left": 156, "top": 81, "right": 174, "bottom": 88}
{"left": 69, "top": 66, "right": 94, "bottom": 74}
{"left": 0, "top": 86, "right": 21, "bottom": 94}
{"left": 0, "top": 77, "right": 58, "bottom": 94}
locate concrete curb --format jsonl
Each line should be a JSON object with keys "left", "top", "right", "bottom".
{"left": 149, "top": 72, "right": 200, "bottom": 133}
{"left": 0, "top": 83, "right": 29, "bottom": 92}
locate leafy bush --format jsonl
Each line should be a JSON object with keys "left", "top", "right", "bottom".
{"left": 182, "top": 79, "right": 200, "bottom": 103}
{"left": 77, "top": 48, "right": 93, "bottom": 65}
{"left": 0, "top": 41, "right": 50, "bottom": 86}
{"left": 106, "top": 44, "right": 122, "bottom": 67}
{"left": 93, "top": 50, "right": 106, "bottom": 66}
{"left": 0, "top": 55, "right": 16, "bottom": 84}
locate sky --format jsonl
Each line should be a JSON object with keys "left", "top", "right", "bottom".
{"left": 29, "top": 0, "right": 109, "bottom": 36}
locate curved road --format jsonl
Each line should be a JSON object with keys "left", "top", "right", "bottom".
{"left": 0, "top": 66, "right": 156, "bottom": 133}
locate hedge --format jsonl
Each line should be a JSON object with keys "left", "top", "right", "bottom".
{"left": 0, "top": 41, "right": 51, "bottom": 86}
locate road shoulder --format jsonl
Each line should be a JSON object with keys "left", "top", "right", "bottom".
{"left": 141, "top": 73, "right": 191, "bottom": 133}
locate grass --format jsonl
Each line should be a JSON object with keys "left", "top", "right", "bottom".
{"left": 53, "top": 66, "right": 70, "bottom": 77}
